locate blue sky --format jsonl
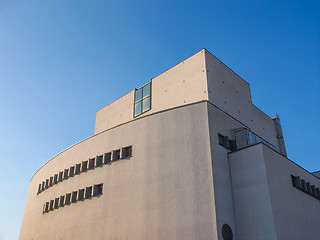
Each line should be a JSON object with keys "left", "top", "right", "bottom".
{"left": 0, "top": 0, "right": 319, "bottom": 239}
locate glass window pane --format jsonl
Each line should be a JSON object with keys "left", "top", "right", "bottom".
{"left": 142, "top": 97, "right": 150, "bottom": 112}
{"left": 143, "top": 83, "right": 150, "bottom": 98}
{"left": 134, "top": 102, "right": 142, "bottom": 116}
{"left": 135, "top": 88, "right": 142, "bottom": 103}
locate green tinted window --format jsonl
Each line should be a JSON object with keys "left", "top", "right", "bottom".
{"left": 134, "top": 82, "right": 151, "bottom": 117}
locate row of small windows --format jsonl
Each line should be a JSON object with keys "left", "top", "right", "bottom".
{"left": 134, "top": 82, "right": 151, "bottom": 117}
{"left": 37, "top": 146, "right": 132, "bottom": 195}
{"left": 291, "top": 175, "right": 320, "bottom": 200}
{"left": 43, "top": 183, "right": 103, "bottom": 214}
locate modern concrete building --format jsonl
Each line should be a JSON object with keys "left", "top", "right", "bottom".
{"left": 19, "top": 49, "right": 320, "bottom": 240}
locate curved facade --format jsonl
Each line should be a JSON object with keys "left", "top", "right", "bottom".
{"left": 20, "top": 49, "right": 320, "bottom": 240}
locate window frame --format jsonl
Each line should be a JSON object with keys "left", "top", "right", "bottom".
{"left": 134, "top": 82, "right": 152, "bottom": 117}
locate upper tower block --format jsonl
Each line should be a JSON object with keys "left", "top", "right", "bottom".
{"left": 94, "top": 49, "right": 284, "bottom": 154}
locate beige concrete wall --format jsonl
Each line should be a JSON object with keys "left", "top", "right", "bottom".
{"left": 94, "top": 49, "right": 208, "bottom": 134}
{"left": 19, "top": 102, "right": 218, "bottom": 240}
{"left": 205, "top": 51, "right": 279, "bottom": 150}
{"left": 229, "top": 144, "right": 278, "bottom": 240}
{"left": 229, "top": 143, "right": 320, "bottom": 240}
{"left": 263, "top": 145, "right": 320, "bottom": 239}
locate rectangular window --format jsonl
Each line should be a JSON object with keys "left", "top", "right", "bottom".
{"left": 104, "top": 152, "right": 111, "bottom": 164}
{"left": 218, "top": 134, "right": 224, "bottom": 146}
{"left": 81, "top": 161, "right": 88, "bottom": 172}
{"left": 291, "top": 175, "right": 302, "bottom": 189}
{"left": 134, "top": 82, "right": 151, "bottom": 117}
{"left": 69, "top": 166, "right": 75, "bottom": 177}
{"left": 60, "top": 195, "right": 65, "bottom": 207}
{"left": 58, "top": 171, "right": 63, "bottom": 182}
{"left": 54, "top": 174, "right": 58, "bottom": 184}
{"left": 63, "top": 169, "right": 69, "bottom": 180}
{"left": 44, "top": 202, "right": 49, "bottom": 213}
{"left": 71, "top": 191, "right": 77, "bottom": 203}
{"left": 113, "top": 150, "right": 121, "bottom": 162}
{"left": 49, "top": 200, "right": 54, "bottom": 211}
{"left": 54, "top": 198, "right": 59, "bottom": 209}
{"left": 93, "top": 184, "right": 103, "bottom": 197}
{"left": 75, "top": 163, "right": 81, "bottom": 174}
{"left": 121, "top": 146, "right": 132, "bottom": 159}
{"left": 96, "top": 155, "right": 103, "bottom": 167}
{"left": 65, "top": 193, "right": 71, "bottom": 205}
{"left": 85, "top": 186, "right": 92, "bottom": 199}
{"left": 38, "top": 184, "right": 42, "bottom": 194}
{"left": 89, "top": 158, "right": 95, "bottom": 169}
{"left": 42, "top": 181, "right": 45, "bottom": 191}
{"left": 78, "top": 189, "right": 85, "bottom": 201}
{"left": 49, "top": 177, "right": 53, "bottom": 186}
{"left": 45, "top": 179, "right": 49, "bottom": 189}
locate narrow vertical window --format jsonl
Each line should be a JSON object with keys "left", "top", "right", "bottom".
{"left": 65, "top": 193, "right": 71, "bottom": 205}
{"left": 81, "top": 161, "right": 88, "bottom": 172}
{"left": 85, "top": 186, "right": 92, "bottom": 199}
{"left": 49, "top": 177, "right": 53, "bottom": 186}
{"left": 38, "top": 184, "right": 42, "bottom": 194}
{"left": 69, "top": 166, "right": 75, "bottom": 177}
{"left": 134, "top": 82, "right": 151, "bottom": 117}
{"left": 78, "top": 189, "right": 85, "bottom": 201}
{"left": 58, "top": 171, "right": 63, "bottom": 182}
{"left": 71, "top": 191, "right": 78, "bottom": 203}
{"left": 63, "top": 169, "right": 69, "bottom": 180}
{"left": 49, "top": 200, "right": 54, "bottom": 210}
{"left": 75, "top": 163, "right": 81, "bottom": 174}
{"left": 89, "top": 158, "right": 95, "bottom": 169}
{"left": 54, "top": 174, "right": 58, "bottom": 184}
{"left": 60, "top": 195, "right": 65, "bottom": 207}
{"left": 113, "top": 150, "right": 121, "bottom": 162}
{"left": 54, "top": 198, "right": 59, "bottom": 209}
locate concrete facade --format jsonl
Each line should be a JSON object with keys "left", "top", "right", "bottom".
{"left": 20, "top": 49, "right": 319, "bottom": 240}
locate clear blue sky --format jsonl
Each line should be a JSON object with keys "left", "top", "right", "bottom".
{"left": 0, "top": 0, "right": 319, "bottom": 239}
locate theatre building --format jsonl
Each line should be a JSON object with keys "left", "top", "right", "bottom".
{"left": 19, "top": 49, "right": 320, "bottom": 240}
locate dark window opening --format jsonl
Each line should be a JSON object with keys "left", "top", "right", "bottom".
{"left": 54, "top": 174, "right": 58, "bottom": 184}
{"left": 122, "top": 146, "right": 132, "bottom": 159}
{"left": 104, "top": 152, "right": 111, "bottom": 164}
{"left": 49, "top": 200, "right": 54, "bottom": 211}
{"left": 89, "top": 158, "right": 95, "bottom": 169}
{"left": 58, "top": 171, "right": 63, "bottom": 182}
{"left": 113, "top": 150, "right": 121, "bottom": 162}
{"left": 45, "top": 179, "right": 49, "bottom": 189}
{"left": 69, "top": 166, "right": 75, "bottom": 177}
{"left": 222, "top": 224, "right": 233, "bottom": 240}
{"left": 75, "top": 163, "right": 81, "bottom": 174}
{"left": 54, "top": 198, "right": 59, "bottom": 209}
{"left": 81, "top": 161, "right": 88, "bottom": 172}
{"left": 44, "top": 202, "right": 49, "bottom": 213}
{"left": 38, "top": 184, "right": 42, "bottom": 194}
{"left": 65, "top": 193, "right": 71, "bottom": 205}
{"left": 78, "top": 189, "right": 85, "bottom": 201}
{"left": 63, "top": 169, "right": 69, "bottom": 180}
{"left": 85, "top": 186, "right": 92, "bottom": 199}
{"left": 49, "top": 177, "right": 53, "bottom": 186}
{"left": 93, "top": 184, "right": 103, "bottom": 197}
{"left": 41, "top": 181, "right": 45, "bottom": 191}
{"left": 96, "top": 155, "right": 103, "bottom": 167}
{"left": 218, "top": 134, "right": 232, "bottom": 150}
{"left": 60, "top": 195, "right": 65, "bottom": 207}
{"left": 71, "top": 191, "right": 77, "bottom": 203}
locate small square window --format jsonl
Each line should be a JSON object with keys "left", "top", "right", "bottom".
{"left": 69, "top": 166, "right": 75, "bottom": 177}
{"left": 75, "top": 163, "right": 81, "bottom": 174}
{"left": 78, "top": 189, "right": 85, "bottom": 201}
{"left": 93, "top": 184, "right": 103, "bottom": 197}
{"left": 63, "top": 169, "right": 69, "bottom": 179}
{"left": 104, "top": 152, "right": 111, "bottom": 164}
{"left": 122, "top": 146, "right": 132, "bottom": 159}
{"left": 60, "top": 195, "right": 65, "bottom": 207}
{"left": 89, "top": 158, "right": 95, "bottom": 169}
{"left": 49, "top": 200, "right": 54, "bottom": 211}
{"left": 96, "top": 155, "right": 103, "bottom": 167}
{"left": 81, "top": 161, "right": 88, "bottom": 172}
{"left": 85, "top": 186, "right": 92, "bottom": 199}
{"left": 54, "top": 174, "right": 58, "bottom": 184}
{"left": 54, "top": 198, "right": 59, "bottom": 209}
{"left": 65, "top": 193, "right": 71, "bottom": 205}
{"left": 72, "top": 191, "right": 77, "bottom": 203}
{"left": 113, "top": 150, "right": 121, "bottom": 162}
{"left": 142, "top": 97, "right": 150, "bottom": 112}
{"left": 58, "top": 171, "right": 63, "bottom": 182}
